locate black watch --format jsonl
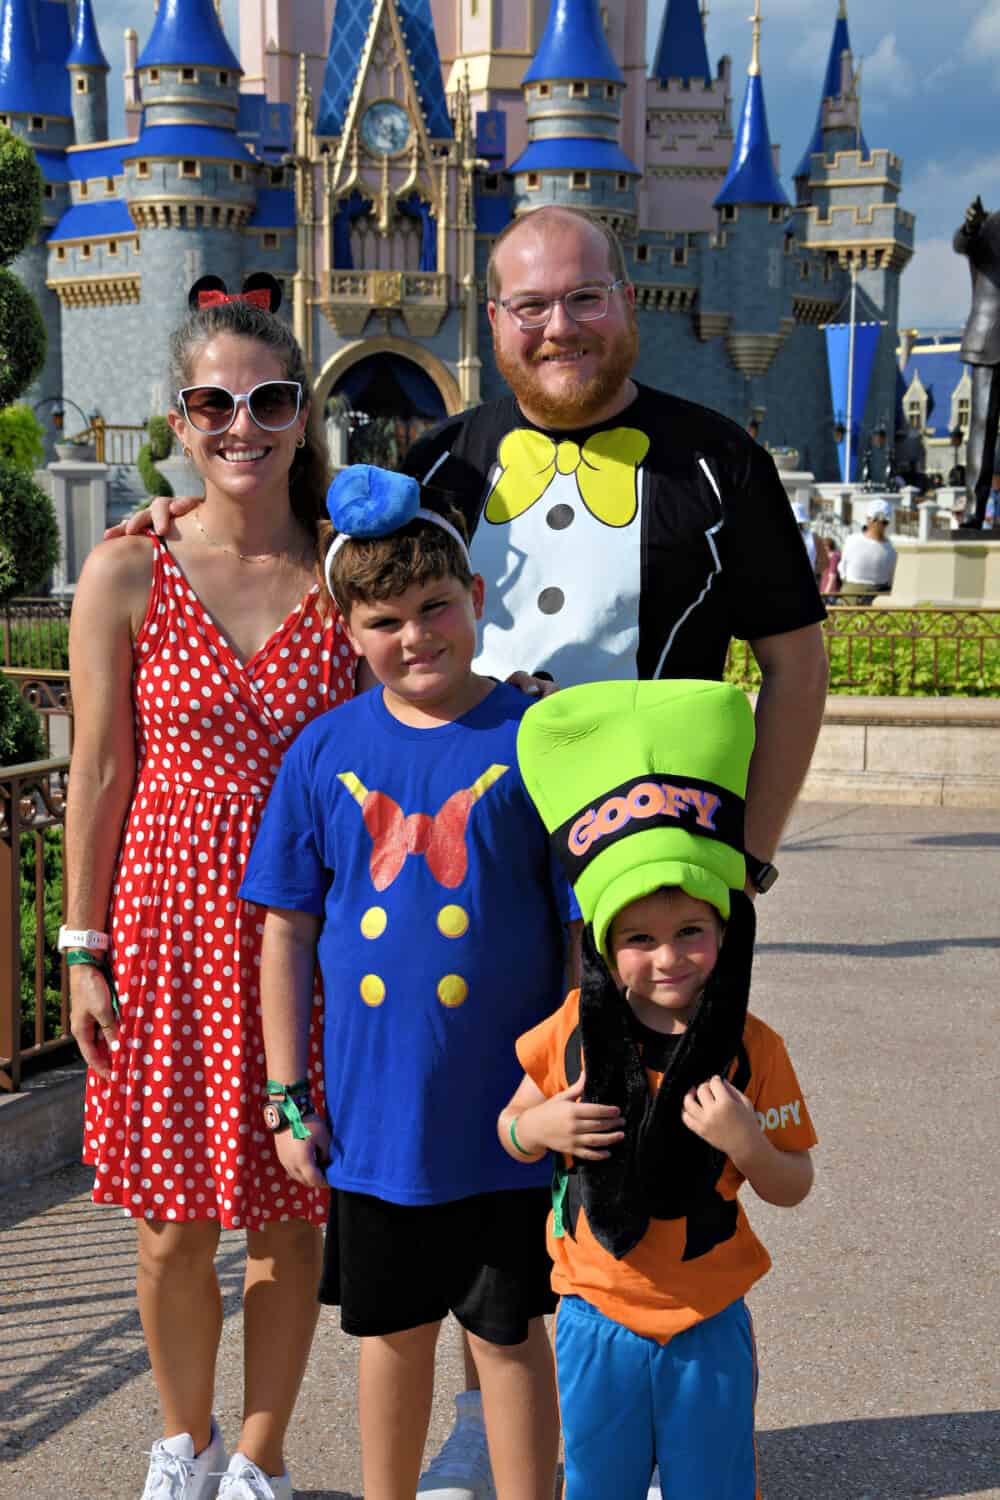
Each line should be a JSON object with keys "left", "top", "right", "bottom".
{"left": 262, "top": 1101, "right": 289, "bottom": 1133}
{"left": 744, "top": 852, "right": 779, "bottom": 894}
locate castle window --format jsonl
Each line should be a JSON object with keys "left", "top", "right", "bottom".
{"left": 219, "top": 71, "right": 230, "bottom": 86}
{"left": 526, "top": 172, "right": 540, "bottom": 190}
{"left": 43, "top": 183, "right": 54, "bottom": 199}
{"left": 957, "top": 396, "right": 971, "bottom": 430}
{"left": 907, "top": 400, "right": 923, "bottom": 430}
{"left": 105, "top": 176, "right": 116, "bottom": 194}
{"left": 55, "top": 245, "right": 66, "bottom": 261}
{"left": 536, "top": 84, "right": 551, "bottom": 99}
{"left": 263, "top": 232, "right": 279, "bottom": 250}
{"left": 75, "top": 76, "right": 88, "bottom": 95}
{"left": 720, "top": 204, "right": 737, "bottom": 223}
{"left": 181, "top": 68, "right": 197, "bottom": 83}
{"left": 108, "top": 239, "right": 119, "bottom": 256}
{"left": 672, "top": 247, "right": 688, "bottom": 267}
{"left": 231, "top": 164, "right": 245, "bottom": 182}
{"left": 799, "top": 261, "right": 810, "bottom": 280}
{"left": 31, "top": 116, "right": 44, "bottom": 131}
{"left": 570, "top": 81, "right": 588, "bottom": 98}
{"left": 270, "top": 167, "right": 284, "bottom": 186}
{"left": 769, "top": 205, "right": 784, "bottom": 223}
{"left": 148, "top": 68, "right": 160, "bottom": 83}
{"left": 180, "top": 160, "right": 200, "bottom": 178}
{"left": 81, "top": 242, "right": 91, "bottom": 259}
{"left": 616, "top": 174, "right": 628, "bottom": 192}
{"left": 606, "top": 84, "right": 616, "bottom": 100}
{"left": 78, "top": 181, "right": 89, "bottom": 197}
{"left": 483, "top": 172, "right": 500, "bottom": 192}
{"left": 823, "top": 257, "right": 833, "bottom": 281}
{"left": 0, "top": 115, "right": 8, "bottom": 127}
{"left": 136, "top": 160, "right": 150, "bottom": 178}
{"left": 571, "top": 171, "right": 590, "bottom": 190}
{"left": 784, "top": 232, "right": 795, "bottom": 255}
{"left": 636, "top": 244, "right": 649, "bottom": 263}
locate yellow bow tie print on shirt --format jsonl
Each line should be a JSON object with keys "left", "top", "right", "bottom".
{"left": 484, "top": 427, "right": 651, "bottom": 528}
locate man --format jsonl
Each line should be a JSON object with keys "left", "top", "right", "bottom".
{"left": 405, "top": 205, "right": 828, "bottom": 876}
{"left": 837, "top": 499, "right": 897, "bottom": 600}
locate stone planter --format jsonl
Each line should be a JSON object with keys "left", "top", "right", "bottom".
{"left": 54, "top": 442, "right": 96, "bottom": 462}
{"left": 770, "top": 448, "right": 800, "bottom": 473}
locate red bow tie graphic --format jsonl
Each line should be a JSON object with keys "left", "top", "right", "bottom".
{"left": 338, "top": 766, "right": 509, "bottom": 892}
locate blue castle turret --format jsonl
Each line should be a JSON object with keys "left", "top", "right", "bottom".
{"left": 509, "top": 0, "right": 639, "bottom": 227}
{"left": 714, "top": 9, "right": 787, "bottom": 211}
{"left": 794, "top": 0, "right": 866, "bottom": 188}
{"left": 651, "top": 0, "right": 712, "bottom": 87}
{"left": 67, "top": 0, "right": 109, "bottom": 145}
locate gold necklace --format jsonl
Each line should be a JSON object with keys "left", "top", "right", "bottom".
{"left": 194, "top": 513, "right": 289, "bottom": 564}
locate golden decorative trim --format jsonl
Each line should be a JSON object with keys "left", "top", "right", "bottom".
{"left": 725, "top": 319, "right": 795, "bottom": 377}
{"left": 45, "top": 274, "right": 141, "bottom": 308}
{"left": 793, "top": 295, "right": 841, "bottom": 325}
{"left": 127, "top": 199, "right": 252, "bottom": 230}
{"left": 632, "top": 283, "right": 697, "bottom": 313}
{"left": 693, "top": 310, "right": 730, "bottom": 341}
{"left": 66, "top": 135, "right": 136, "bottom": 153}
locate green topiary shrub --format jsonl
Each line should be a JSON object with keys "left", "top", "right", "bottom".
{"left": 137, "top": 414, "right": 175, "bottom": 497}
{"left": 0, "top": 674, "right": 46, "bottom": 765}
{"left": 0, "top": 268, "right": 47, "bottom": 409}
{"left": 0, "top": 459, "right": 61, "bottom": 602}
{"left": 0, "top": 126, "right": 42, "bottom": 267}
{"left": 0, "top": 402, "right": 44, "bottom": 470}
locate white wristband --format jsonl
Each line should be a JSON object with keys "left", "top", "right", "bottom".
{"left": 58, "top": 926, "right": 110, "bottom": 952}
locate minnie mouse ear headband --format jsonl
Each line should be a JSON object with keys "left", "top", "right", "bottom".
{"left": 323, "top": 464, "right": 471, "bottom": 597}
{"left": 188, "top": 272, "right": 283, "bottom": 314}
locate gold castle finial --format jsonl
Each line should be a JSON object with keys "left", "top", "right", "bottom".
{"left": 748, "top": 0, "right": 763, "bottom": 77}
{"left": 838, "top": 0, "right": 848, "bottom": 18}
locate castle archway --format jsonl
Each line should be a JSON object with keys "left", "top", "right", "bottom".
{"left": 314, "top": 336, "right": 462, "bottom": 468}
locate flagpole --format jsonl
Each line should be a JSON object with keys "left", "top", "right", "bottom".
{"left": 844, "top": 261, "right": 858, "bottom": 484}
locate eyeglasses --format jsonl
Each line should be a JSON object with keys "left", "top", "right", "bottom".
{"left": 178, "top": 380, "right": 303, "bottom": 435}
{"left": 497, "top": 279, "right": 626, "bottom": 330}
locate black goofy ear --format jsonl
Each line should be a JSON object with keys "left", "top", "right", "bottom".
{"left": 189, "top": 274, "right": 228, "bottom": 310}
{"left": 242, "top": 271, "right": 282, "bottom": 313}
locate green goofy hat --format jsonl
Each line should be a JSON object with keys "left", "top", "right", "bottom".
{"left": 517, "top": 679, "right": 755, "bottom": 957}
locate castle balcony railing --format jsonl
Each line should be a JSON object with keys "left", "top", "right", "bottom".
{"left": 90, "top": 417, "right": 148, "bottom": 467}
{"left": 320, "top": 270, "right": 450, "bottom": 338}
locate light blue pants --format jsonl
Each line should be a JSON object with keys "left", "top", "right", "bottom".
{"left": 555, "top": 1294, "right": 759, "bottom": 1500}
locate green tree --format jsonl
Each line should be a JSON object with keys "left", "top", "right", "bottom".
{"left": 137, "top": 414, "right": 175, "bottom": 497}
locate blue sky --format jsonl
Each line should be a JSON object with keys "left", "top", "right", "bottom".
{"left": 98, "top": 0, "right": 990, "bottom": 333}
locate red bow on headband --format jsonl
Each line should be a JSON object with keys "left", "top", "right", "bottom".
{"left": 338, "top": 767, "right": 509, "bottom": 891}
{"left": 197, "top": 288, "right": 273, "bottom": 311}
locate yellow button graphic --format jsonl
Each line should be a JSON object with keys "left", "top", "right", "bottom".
{"left": 361, "top": 906, "right": 387, "bottom": 939}
{"left": 360, "top": 973, "right": 386, "bottom": 1007}
{"left": 437, "top": 904, "right": 469, "bottom": 939}
{"left": 437, "top": 974, "right": 468, "bottom": 1008}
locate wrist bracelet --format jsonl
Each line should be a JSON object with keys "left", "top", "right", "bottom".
{"left": 266, "top": 1076, "right": 309, "bottom": 1097}
{"left": 65, "top": 949, "right": 120, "bottom": 1018}
{"left": 509, "top": 1116, "right": 537, "bottom": 1158}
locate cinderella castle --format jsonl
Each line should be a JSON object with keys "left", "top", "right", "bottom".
{"left": 1, "top": 0, "right": 913, "bottom": 481}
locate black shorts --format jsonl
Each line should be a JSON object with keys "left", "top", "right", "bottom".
{"left": 319, "top": 1185, "right": 557, "bottom": 1344}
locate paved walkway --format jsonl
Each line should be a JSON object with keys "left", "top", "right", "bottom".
{"left": 2, "top": 802, "right": 998, "bottom": 1499}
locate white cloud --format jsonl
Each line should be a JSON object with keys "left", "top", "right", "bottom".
{"left": 965, "top": 0, "right": 1000, "bottom": 59}
{"left": 860, "top": 34, "right": 914, "bottom": 110}
{"left": 922, "top": 58, "right": 960, "bottom": 90}
{"left": 899, "top": 237, "right": 972, "bottom": 329}
{"left": 788, "top": 28, "right": 831, "bottom": 78}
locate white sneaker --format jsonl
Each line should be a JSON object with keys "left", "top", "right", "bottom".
{"left": 217, "top": 1453, "right": 292, "bottom": 1500}
{"left": 141, "top": 1421, "right": 227, "bottom": 1499}
{"left": 417, "top": 1390, "right": 496, "bottom": 1499}
{"left": 647, "top": 1465, "right": 663, "bottom": 1498}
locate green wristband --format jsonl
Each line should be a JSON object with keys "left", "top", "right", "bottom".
{"left": 509, "top": 1116, "right": 537, "bottom": 1158}
{"left": 65, "top": 948, "right": 120, "bottom": 1018}
{"left": 266, "top": 1076, "right": 309, "bottom": 1097}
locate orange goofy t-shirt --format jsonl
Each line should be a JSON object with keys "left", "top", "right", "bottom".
{"left": 516, "top": 992, "right": 817, "bottom": 1344}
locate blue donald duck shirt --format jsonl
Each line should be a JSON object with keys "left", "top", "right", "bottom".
{"left": 240, "top": 681, "right": 571, "bottom": 1206}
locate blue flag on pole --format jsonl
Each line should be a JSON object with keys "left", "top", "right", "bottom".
{"left": 824, "top": 322, "right": 883, "bottom": 481}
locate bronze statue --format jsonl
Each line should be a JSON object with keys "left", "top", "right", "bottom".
{"left": 953, "top": 196, "right": 1000, "bottom": 528}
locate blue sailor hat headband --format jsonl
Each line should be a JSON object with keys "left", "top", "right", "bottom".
{"left": 324, "top": 463, "right": 471, "bottom": 597}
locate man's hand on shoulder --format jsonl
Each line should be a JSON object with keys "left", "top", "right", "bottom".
{"left": 104, "top": 494, "right": 202, "bottom": 540}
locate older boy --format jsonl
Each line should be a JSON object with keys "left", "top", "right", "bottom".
{"left": 239, "top": 466, "right": 569, "bottom": 1500}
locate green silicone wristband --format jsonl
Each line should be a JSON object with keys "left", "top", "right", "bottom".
{"left": 509, "top": 1116, "right": 538, "bottom": 1158}
{"left": 266, "top": 1076, "right": 309, "bottom": 1097}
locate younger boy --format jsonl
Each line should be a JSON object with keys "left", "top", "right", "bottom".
{"left": 500, "top": 680, "right": 817, "bottom": 1500}
{"left": 240, "top": 465, "right": 570, "bottom": 1500}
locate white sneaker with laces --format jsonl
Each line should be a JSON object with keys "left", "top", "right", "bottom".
{"left": 417, "top": 1390, "right": 496, "bottom": 1500}
{"left": 216, "top": 1453, "right": 292, "bottom": 1500}
{"left": 140, "top": 1421, "right": 227, "bottom": 1500}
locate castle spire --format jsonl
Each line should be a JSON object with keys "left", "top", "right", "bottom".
{"left": 794, "top": 1, "right": 865, "bottom": 180}
{"left": 0, "top": 0, "right": 71, "bottom": 119}
{"left": 651, "top": 0, "right": 712, "bottom": 87}
{"left": 67, "top": 0, "right": 109, "bottom": 71}
{"left": 714, "top": 0, "right": 787, "bottom": 207}
{"left": 523, "top": 0, "right": 623, "bottom": 85}
{"left": 136, "top": 0, "right": 241, "bottom": 73}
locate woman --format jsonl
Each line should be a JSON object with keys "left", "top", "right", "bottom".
{"left": 67, "top": 288, "right": 355, "bottom": 1500}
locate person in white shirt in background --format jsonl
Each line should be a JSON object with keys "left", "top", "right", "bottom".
{"left": 838, "top": 499, "right": 898, "bottom": 600}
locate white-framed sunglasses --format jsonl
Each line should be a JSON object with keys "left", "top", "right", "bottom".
{"left": 178, "top": 380, "right": 303, "bottom": 435}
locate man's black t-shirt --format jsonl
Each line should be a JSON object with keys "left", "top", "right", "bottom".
{"left": 405, "top": 384, "right": 824, "bottom": 685}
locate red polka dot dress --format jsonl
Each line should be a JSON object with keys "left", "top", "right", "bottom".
{"left": 83, "top": 538, "right": 356, "bottom": 1228}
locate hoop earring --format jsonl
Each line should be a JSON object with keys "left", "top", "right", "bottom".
{"left": 296, "top": 436, "right": 306, "bottom": 449}
{"left": 183, "top": 446, "right": 192, "bottom": 460}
